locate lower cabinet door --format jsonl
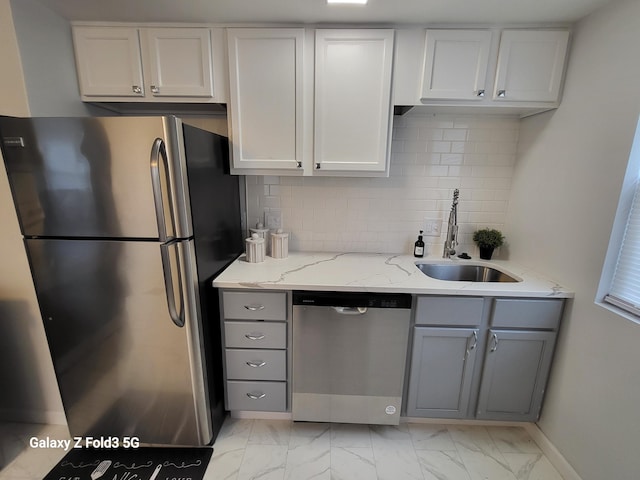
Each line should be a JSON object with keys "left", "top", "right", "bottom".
{"left": 226, "top": 381, "right": 287, "bottom": 412}
{"left": 476, "top": 329, "right": 556, "bottom": 421}
{"left": 406, "top": 327, "right": 478, "bottom": 418}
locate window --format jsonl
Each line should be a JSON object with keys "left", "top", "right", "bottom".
{"left": 605, "top": 180, "right": 640, "bottom": 316}
{"left": 598, "top": 116, "right": 640, "bottom": 322}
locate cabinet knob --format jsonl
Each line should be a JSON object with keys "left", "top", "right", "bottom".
{"left": 476, "top": 89, "right": 485, "bottom": 97}
{"left": 497, "top": 90, "right": 506, "bottom": 98}
{"left": 132, "top": 85, "right": 142, "bottom": 94}
{"left": 150, "top": 85, "right": 160, "bottom": 94}
{"left": 296, "top": 161, "right": 302, "bottom": 169}
{"left": 315, "top": 163, "right": 321, "bottom": 170}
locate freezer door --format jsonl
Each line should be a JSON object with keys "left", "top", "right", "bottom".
{"left": 0, "top": 117, "right": 189, "bottom": 239}
{"left": 25, "top": 238, "right": 212, "bottom": 445}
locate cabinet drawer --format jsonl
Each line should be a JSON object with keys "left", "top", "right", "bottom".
{"left": 226, "top": 380, "right": 287, "bottom": 412}
{"left": 223, "top": 291, "right": 287, "bottom": 321}
{"left": 491, "top": 299, "right": 564, "bottom": 329}
{"left": 416, "top": 296, "right": 484, "bottom": 326}
{"left": 225, "top": 349, "right": 286, "bottom": 380}
{"left": 224, "top": 321, "right": 286, "bottom": 349}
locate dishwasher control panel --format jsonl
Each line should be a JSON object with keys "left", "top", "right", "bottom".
{"left": 292, "top": 291, "right": 412, "bottom": 309}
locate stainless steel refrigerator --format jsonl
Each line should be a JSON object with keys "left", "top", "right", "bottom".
{"left": 0, "top": 116, "right": 243, "bottom": 446}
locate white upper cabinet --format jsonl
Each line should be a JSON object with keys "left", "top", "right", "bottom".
{"left": 227, "top": 28, "right": 305, "bottom": 172}
{"left": 142, "top": 28, "right": 213, "bottom": 98}
{"left": 314, "top": 29, "right": 394, "bottom": 174}
{"left": 420, "top": 29, "right": 492, "bottom": 101}
{"left": 395, "top": 27, "right": 570, "bottom": 116}
{"left": 493, "top": 30, "right": 570, "bottom": 102}
{"left": 73, "top": 26, "right": 144, "bottom": 97}
{"left": 227, "top": 28, "right": 394, "bottom": 176}
{"left": 73, "top": 25, "right": 223, "bottom": 102}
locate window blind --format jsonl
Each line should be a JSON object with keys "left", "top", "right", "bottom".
{"left": 605, "top": 179, "right": 640, "bottom": 317}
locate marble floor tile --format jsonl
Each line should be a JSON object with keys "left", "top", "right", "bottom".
{"left": 457, "top": 449, "right": 517, "bottom": 480}
{"left": 415, "top": 449, "right": 472, "bottom": 480}
{"left": 409, "top": 423, "right": 457, "bottom": 451}
{"left": 216, "top": 418, "right": 254, "bottom": 453}
{"left": 236, "top": 444, "right": 288, "bottom": 480}
{"left": 329, "top": 423, "right": 371, "bottom": 448}
{"left": 206, "top": 447, "right": 245, "bottom": 480}
{"left": 487, "top": 427, "right": 542, "bottom": 454}
{"left": 284, "top": 441, "right": 330, "bottom": 480}
{"left": 289, "top": 422, "right": 331, "bottom": 449}
{"left": 370, "top": 423, "right": 412, "bottom": 446}
{"left": 248, "top": 420, "right": 291, "bottom": 446}
{"left": 448, "top": 425, "right": 502, "bottom": 456}
{"left": 0, "top": 445, "right": 66, "bottom": 480}
{"left": 372, "top": 438, "right": 424, "bottom": 480}
{"left": 503, "top": 453, "right": 564, "bottom": 480}
{"left": 0, "top": 419, "right": 568, "bottom": 480}
{"left": 330, "top": 447, "right": 377, "bottom": 480}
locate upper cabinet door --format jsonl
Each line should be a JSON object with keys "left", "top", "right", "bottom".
{"left": 73, "top": 26, "right": 145, "bottom": 97}
{"left": 227, "top": 28, "right": 305, "bottom": 171}
{"left": 314, "top": 29, "right": 394, "bottom": 173}
{"left": 143, "top": 28, "right": 214, "bottom": 98}
{"left": 493, "top": 30, "right": 570, "bottom": 102}
{"left": 421, "top": 29, "right": 492, "bottom": 101}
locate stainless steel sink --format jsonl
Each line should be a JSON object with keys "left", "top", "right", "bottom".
{"left": 415, "top": 262, "right": 521, "bottom": 282}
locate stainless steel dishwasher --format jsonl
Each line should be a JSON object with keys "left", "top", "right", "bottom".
{"left": 292, "top": 291, "right": 412, "bottom": 425}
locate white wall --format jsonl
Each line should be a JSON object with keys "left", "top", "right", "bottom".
{"left": 248, "top": 113, "right": 519, "bottom": 256}
{"left": 10, "top": 0, "right": 91, "bottom": 116}
{"left": 0, "top": 0, "right": 83, "bottom": 424}
{"left": 505, "top": 0, "right": 640, "bottom": 478}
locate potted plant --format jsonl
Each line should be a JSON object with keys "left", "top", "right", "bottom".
{"left": 473, "top": 228, "right": 505, "bottom": 260}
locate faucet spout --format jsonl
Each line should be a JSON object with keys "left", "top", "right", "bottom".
{"left": 443, "top": 189, "right": 459, "bottom": 259}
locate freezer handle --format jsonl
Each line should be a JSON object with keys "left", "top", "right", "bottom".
{"left": 150, "top": 138, "right": 175, "bottom": 243}
{"left": 160, "top": 242, "right": 185, "bottom": 327}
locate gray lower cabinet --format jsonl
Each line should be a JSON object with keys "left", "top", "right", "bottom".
{"left": 406, "top": 327, "right": 479, "bottom": 418}
{"left": 221, "top": 289, "right": 289, "bottom": 412}
{"left": 476, "top": 329, "right": 556, "bottom": 421}
{"left": 406, "top": 295, "right": 564, "bottom": 422}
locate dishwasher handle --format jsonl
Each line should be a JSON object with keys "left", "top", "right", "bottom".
{"left": 333, "top": 306, "right": 368, "bottom": 315}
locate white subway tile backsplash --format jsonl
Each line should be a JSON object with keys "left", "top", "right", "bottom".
{"left": 429, "top": 141, "right": 452, "bottom": 153}
{"left": 246, "top": 113, "right": 519, "bottom": 256}
{"left": 443, "top": 129, "right": 468, "bottom": 141}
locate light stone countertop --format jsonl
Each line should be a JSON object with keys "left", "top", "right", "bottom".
{"left": 213, "top": 252, "right": 573, "bottom": 298}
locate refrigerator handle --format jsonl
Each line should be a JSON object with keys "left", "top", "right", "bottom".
{"left": 150, "top": 138, "right": 176, "bottom": 243}
{"left": 160, "top": 242, "right": 186, "bottom": 327}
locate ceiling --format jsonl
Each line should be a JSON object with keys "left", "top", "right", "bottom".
{"left": 33, "top": 0, "right": 616, "bottom": 25}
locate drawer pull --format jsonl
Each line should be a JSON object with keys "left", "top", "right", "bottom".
{"left": 245, "top": 333, "right": 266, "bottom": 340}
{"left": 244, "top": 304, "right": 265, "bottom": 311}
{"left": 490, "top": 333, "right": 499, "bottom": 352}
{"left": 246, "top": 392, "right": 266, "bottom": 400}
{"left": 246, "top": 360, "right": 267, "bottom": 368}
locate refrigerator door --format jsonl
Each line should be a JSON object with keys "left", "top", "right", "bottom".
{"left": 25, "top": 237, "right": 212, "bottom": 445}
{"left": 0, "top": 116, "right": 191, "bottom": 240}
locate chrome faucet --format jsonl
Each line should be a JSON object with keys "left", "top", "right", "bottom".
{"left": 443, "top": 189, "right": 459, "bottom": 258}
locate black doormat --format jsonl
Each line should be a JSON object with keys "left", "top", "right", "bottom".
{"left": 43, "top": 446, "right": 213, "bottom": 480}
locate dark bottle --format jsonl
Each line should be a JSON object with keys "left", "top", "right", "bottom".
{"left": 414, "top": 230, "right": 425, "bottom": 258}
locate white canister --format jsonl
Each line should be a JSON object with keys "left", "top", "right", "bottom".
{"left": 250, "top": 222, "right": 270, "bottom": 252}
{"left": 245, "top": 233, "right": 265, "bottom": 263}
{"left": 270, "top": 229, "right": 289, "bottom": 259}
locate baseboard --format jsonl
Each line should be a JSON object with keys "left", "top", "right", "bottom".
{"left": 0, "top": 408, "right": 67, "bottom": 425}
{"left": 524, "top": 424, "right": 582, "bottom": 480}
{"left": 230, "top": 411, "right": 293, "bottom": 420}
{"left": 401, "top": 416, "right": 528, "bottom": 427}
